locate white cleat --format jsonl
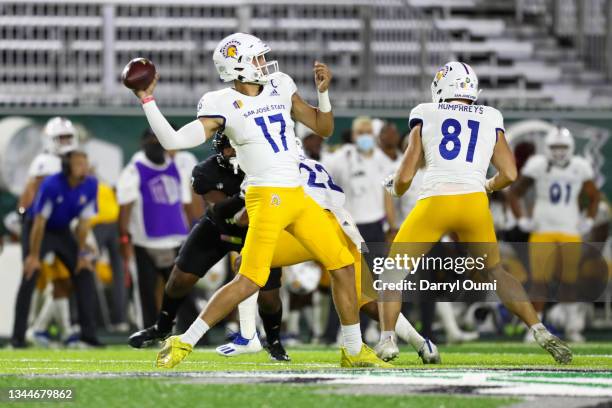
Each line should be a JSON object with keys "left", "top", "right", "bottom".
{"left": 533, "top": 328, "right": 572, "bottom": 364}
{"left": 374, "top": 336, "right": 400, "bottom": 362}
{"left": 216, "top": 333, "right": 262, "bottom": 357}
{"left": 418, "top": 338, "right": 441, "bottom": 364}
{"left": 446, "top": 330, "right": 479, "bottom": 345}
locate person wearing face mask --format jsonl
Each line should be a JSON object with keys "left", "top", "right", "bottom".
{"left": 117, "top": 129, "right": 193, "bottom": 329}
{"left": 324, "top": 116, "right": 398, "bottom": 245}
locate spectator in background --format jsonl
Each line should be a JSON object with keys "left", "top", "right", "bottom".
{"left": 117, "top": 129, "right": 193, "bottom": 329}
{"left": 15, "top": 150, "right": 101, "bottom": 347}
{"left": 169, "top": 149, "right": 204, "bottom": 223}
{"left": 324, "top": 116, "right": 398, "bottom": 243}
{"left": 90, "top": 182, "right": 127, "bottom": 332}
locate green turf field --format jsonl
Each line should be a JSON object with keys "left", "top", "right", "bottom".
{"left": 0, "top": 342, "right": 611, "bottom": 407}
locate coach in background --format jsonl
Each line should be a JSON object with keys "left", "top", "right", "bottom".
{"left": 117, "top": 129, "right": 192, "bottom": 329}
{"left": 15, "top": 150, "right": 101, "bottom": 347}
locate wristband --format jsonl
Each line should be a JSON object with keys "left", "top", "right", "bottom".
{"left": 119, "top": 234, "right": 131, "bottom": 244}
{"left": 79, "top": 250, "right": 91, "bottom": 258}
{"left": 141, "top": 95, "right": 155, "bottom": 104}
{"left": 317, "top": 90, "right": 332, "bottom": 113}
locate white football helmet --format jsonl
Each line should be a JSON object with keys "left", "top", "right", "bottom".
{"left": 213, "top": 33, "right": 279, "bottom": 85}
{"left": 43, "top": 117, "right": 78, "bottom": 154}
{"left": 431, "top": 61, "right": 480, "bottom": 103}
{"left": 545, "top": 126, "right": 574, "bottom": 166}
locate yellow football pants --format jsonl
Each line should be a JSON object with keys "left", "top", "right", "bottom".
{"left": 528, "top": 232, "right": 582, "bottom": 284}
{"left": 393, "top": 192, "right": 500, "bottom": 267}
{"left": 271, "top": 211, "right": 373, "bottom": 308}
{"left": 239, "top": 186, "right": 354, "bottom": 287}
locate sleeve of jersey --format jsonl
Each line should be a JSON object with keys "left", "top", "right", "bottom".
{"left": 494, "top": 110, "right": 505, "bottom": 139}
{"left": 116, "top": 165, "right": 140, "bottom": 205}
{"left": 196, "top": 93, "right": 226, "bottom": 125}
{"left": 520, "top": 156, "right": 542, "bottom": 179}
{"left": 283, "top": 73, "right": 298, "bottom": 95}
{"left": 578, "top": 158, "right": 595, "bottom": 181}
{"left": 408, "top": 104, "right": 424, "bottom": 130}
{"left": 211, "top": 195, "right": 245, "bottom": 220}
{"left": 80, "top": 180, "right": 99, "bottom": 220}
{"left": 180, "top": 170, "right": 193, "bottom": 205}
{"left": 28, "top": 156, "right": 57, "bottom": 178}
{"left": 31, "top": 180, "right": 53, "bottom": 218}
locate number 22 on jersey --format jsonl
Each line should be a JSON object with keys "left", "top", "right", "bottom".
{"left": 438, "top": 118, "right": 480, "bottom": 163}
{"left": 254, "top": 114, "right": 288, "bottom": 153}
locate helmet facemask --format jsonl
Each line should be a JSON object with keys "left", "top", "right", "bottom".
{"left": 239, "top": 51, "right": 279, "bottom": 84}
{"left": 547, "top": 145, "right": 571, "bottom": 166}
{"left": 53, "top": 134, "right": 78, "bottom": 155}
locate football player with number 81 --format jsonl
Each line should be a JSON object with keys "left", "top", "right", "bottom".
{"left": 380, "top": 61, "right": 572, "bottom": 364}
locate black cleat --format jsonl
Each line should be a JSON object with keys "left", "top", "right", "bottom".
{"left": 128, "top": 325, "right": 169, "bottom": 349}
{"left": 266, "top": 340, "right": 290, "bottom": 362}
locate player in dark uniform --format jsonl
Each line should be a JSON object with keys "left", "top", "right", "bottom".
{"left": 128, "top": 132, "right": 289, "bottom": 361}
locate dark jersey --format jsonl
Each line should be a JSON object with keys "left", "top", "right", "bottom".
{"left": 191, "top": 155, "right": 246, "bottom": 239}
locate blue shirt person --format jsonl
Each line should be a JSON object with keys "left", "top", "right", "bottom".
{"left": 13, "top": 150, "right": 102, "bottom": 347}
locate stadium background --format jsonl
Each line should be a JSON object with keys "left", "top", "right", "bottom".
{"left": 0, "top": 1, "right": 611, "bottom": 406}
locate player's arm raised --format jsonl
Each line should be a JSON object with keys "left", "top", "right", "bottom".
{"left": 133, "top": 75, "right": 222, "bottom": 149}
{"left": 385, "top": 124, "right": 424, "bottom": 197}
{"left": 486, "top": 130, "right": 518, "bottom": 193}
{"left": 291, "top": 61, "right": 334, "bottom": 137}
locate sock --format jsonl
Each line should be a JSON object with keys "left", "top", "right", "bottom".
{"left": 380, "top": 330, "right": 396, "bottom": 343}
{"left": 32, "top": 295, "right": 55, "bottom": 332}
{"left": 238, "top": 292, "right": 259, "bottom": 340}
{"left": 54, "top": 298, "right": 72, "bottom": 339}
{"left": 312, "top": 291, "right": 323, "bottom": 338}
{"left": 287, "top": 310, "right": 300, "bottom": 335}
{"left": 436, "top": 302, "right": 461, "bottom": 336}
{"left": 179, "top": 318, "right": 209, "bottom": 347}
{"left": 260, "top": 307, "right": 283, "bottom": 345}
{"left": 395, "top": 313, "right": 425, "bottom": 351}
{"left": 156, "top": 294, "right": 187, "bottom": 333}
{"left": 341, "top": 323, "right": 363, "bottom": 356}
{"left": 530, "top": 322, "right": 546, "bottom": 333}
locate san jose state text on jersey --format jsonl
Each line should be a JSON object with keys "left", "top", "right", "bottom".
{"left": 197, "top": 72, "right": 301, "bottom": 187}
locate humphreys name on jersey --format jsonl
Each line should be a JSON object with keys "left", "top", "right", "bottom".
{"left": 438, "top": 103, "right": 485, "bottom": 114}
{"left": 242, "top": 104, "right": 287, "bottom": 119}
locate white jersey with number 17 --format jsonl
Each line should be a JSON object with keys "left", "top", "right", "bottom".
{"left": 409, "top": 102, "right": 504, "bottom": 200}
{"left": 196, "top": 72, "right": 301, "bottom": 187}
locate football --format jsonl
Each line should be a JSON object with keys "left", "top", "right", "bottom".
{"left": 121, "top": 57, "right": 156, "bottom": 91}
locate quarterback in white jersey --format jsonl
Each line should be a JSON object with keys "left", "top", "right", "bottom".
{"left": 380, "top": 61, "right": 572, "bottom": 364}
{"left": 134, "top": 32, "right": 388, "bottom": 368}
